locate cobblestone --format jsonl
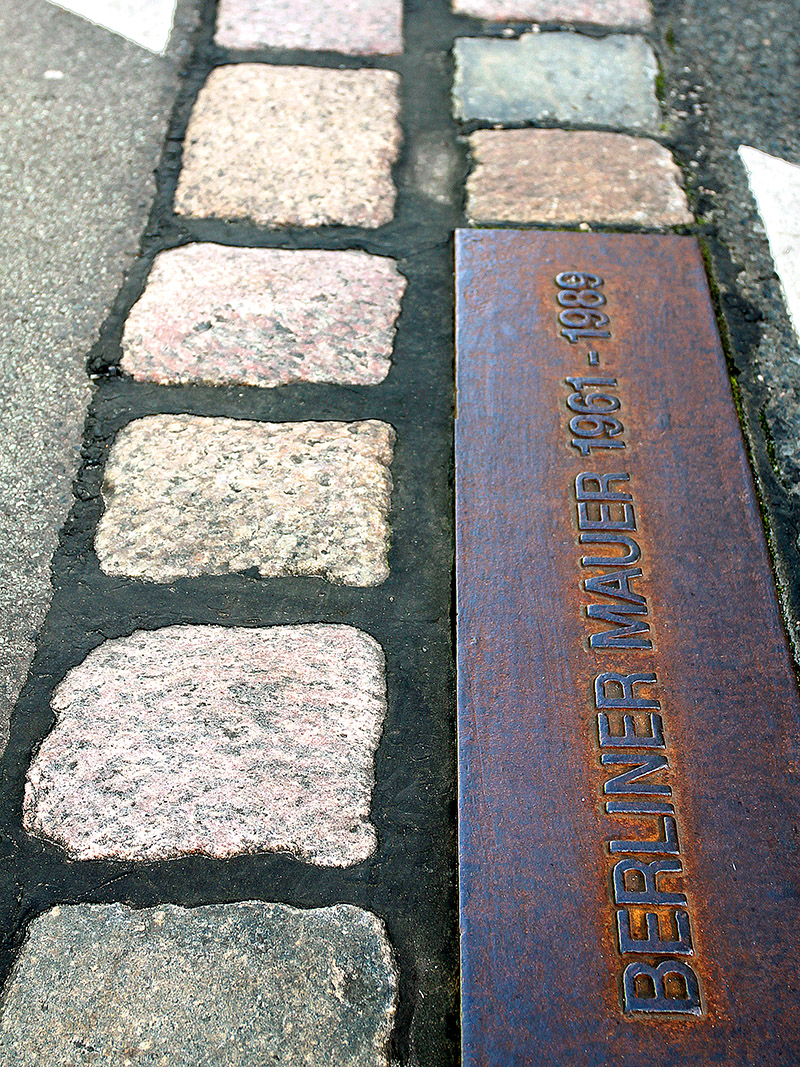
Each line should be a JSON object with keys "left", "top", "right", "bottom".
{"left": 451, "top": 0, "right": 652, "bottom": 28}
{"left": 453, "top": 32, "right": 661, "bottom": 132}
{"left": 175, "top": 65, "right": 402, "bottom": 228}
{"left": 0, "top": 902, "right": 397, "bottom": 1067}
{"left": 122, "top": 245, "right": 406, "bottom": 388}
{"left": 25, "top": 624, "right": 386, "bottom": 864}
{"left": 466, "top": 129, "right": 692, "bottom": 226}
{"left": 216, "top": 0, "right": 403, "bottom": 54}
{"left": 95, "top": 416, "right": 394, "bottom": 585}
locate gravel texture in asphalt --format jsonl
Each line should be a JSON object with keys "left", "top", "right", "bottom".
{"left": 658, "top": 0, "right": 800, "bottom": 648}
{"left": 0, "top": 0, "right": 198, "bottom": 752}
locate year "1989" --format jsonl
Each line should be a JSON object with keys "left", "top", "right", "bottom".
{"left": 555, "top": 271, "right": 611, "bottom": 344}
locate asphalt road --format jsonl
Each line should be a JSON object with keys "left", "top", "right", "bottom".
{"left": 0, "top": 0, "right": 198, "bottom": 750}
{"left": 660, "top": 0, "right": 800, "bottom": 642}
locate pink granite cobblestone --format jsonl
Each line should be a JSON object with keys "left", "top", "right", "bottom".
{"left": 175, "top": 65, "right": 402, "bottom": 228}
{"left": 452, "top": 0, "right": 652, "bottom": 26}
{"left": 121, "top": 245, "right": 406, "bottom": 388}
{"left": 95, "top": 416, "right": 395, "bottom": 585}
{"left": 466, "top": 129, "right": 693, "bottom": 227}
{"left": 24, "top": 625, "right": 387, "bottom": 865}
{"left": 216, "top": 0, "right": 403, "bottom": 54}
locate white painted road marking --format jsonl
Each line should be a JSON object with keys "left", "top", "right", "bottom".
{"left": 45, "top": 0, "right": 177, "bottom": 53}
{"left": 739, "top": 145, "right": 800, "bottom": 348}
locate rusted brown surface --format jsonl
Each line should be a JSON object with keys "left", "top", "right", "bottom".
{"left": 455, "top": 230, "right": 800, "bottom": 1067}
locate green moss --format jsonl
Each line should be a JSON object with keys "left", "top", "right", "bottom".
{"left": 698, "top": 239, "right": 738, "bottom": 377}
{"left": 729, "top": 370, "right": 744, "bottom": 417}
{"left": 729, "top": 386, "right": 782, "bottom": 585}
{"left": 665, "top": 26, "right": 676, "bottom": 50}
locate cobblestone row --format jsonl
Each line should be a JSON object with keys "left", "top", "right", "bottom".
{"left": 453, "top": 0, "right": 691, "bottom": 230}
{"left": 0, "top": 0, "right": 449, "bottom": 1061}
{"left": 0, "top": 0, "right": 700, "bottom": 1061}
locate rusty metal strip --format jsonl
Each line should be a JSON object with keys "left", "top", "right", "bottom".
{"left": 455, "top": 231, "right": 800, "bottom": 1067}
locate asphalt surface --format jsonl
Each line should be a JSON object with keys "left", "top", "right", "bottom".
{"left": 0, "top": 0, "right": 198, "bottom": 751}
{"left": 658, "top": 0, "right": 800, "bottom": 647}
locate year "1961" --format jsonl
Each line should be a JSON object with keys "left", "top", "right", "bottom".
{"left": 555, "top": 271, "right": 611, "bottom": 344}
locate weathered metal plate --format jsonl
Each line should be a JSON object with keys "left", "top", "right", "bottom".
{"left": 455, "top": 231, "right": 800, "bottom": 1067}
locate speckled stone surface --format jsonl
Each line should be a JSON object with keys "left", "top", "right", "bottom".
{"left": 0, "top": 902, "right": 397, "bottom": 1066}
{"left": 94, "top": 416, "right": 394, "bottom": 585}
{"left": 453, "top": 32, "right": 661, "bottom": 132}
{"left": 175, "top": 65, "right": 401, "bottom": 228}
{"left": 121, "top": 245, "right": 406, "bottom": 388}
{"left": 466, "top": 129, "right": 692, "bottom": 226}
{"left": 452, "top": 0, "right": 652, "bottom": 27}
{"left": 24, "top": 625, "right": 386, "bottom": 864}
{"left": 216, "top": 0, "right": 403, "bottom": 54}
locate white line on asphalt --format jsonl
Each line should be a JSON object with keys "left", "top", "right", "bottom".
{"left": 739, "top": 145, "right": 800, "bottom": 348}
{"left": 45, "top": 0, "right": 177, "bottom": 54}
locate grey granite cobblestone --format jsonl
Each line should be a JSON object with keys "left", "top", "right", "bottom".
{"left": 454, "top": 32, "right": 661, "bottom": 133}
{"left": 0, "top": 902, "right": 397, "bottom": 1066}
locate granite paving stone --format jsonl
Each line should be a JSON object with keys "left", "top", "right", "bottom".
{"left": 0, "top": 902, "right": 397, "bottom": 1066}
{"left": 453, "top": 32, "right": 661, "bottom": 132}
{"left": 466, "top": 129, "right": 692, "bottom": 226}
{"left": 24, "top": 624, "right": 386, "bottom": 864}
{"left": 121, "top": 245, "right": 406, "bottom": 388}
{"left": 94, "top": 415, "right": 394, "bottom": 585}
{"left": 216, "top": 0, "right": 403, "bottom": 54}
{"left": 175, "top": 65, "right": 401, "bottom": 228}
{"left": 451, "top": 0, "right": 652, "bottom": 28}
